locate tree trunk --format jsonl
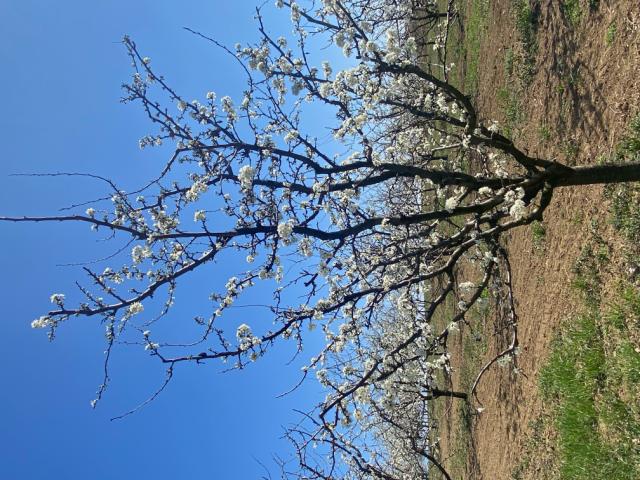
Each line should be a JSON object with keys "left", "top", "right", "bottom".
{"left": 430, "top": 388, "right": 467, "bottom": 400}
{"left": 554, "top": 161, "right": 640, "bottom": 187}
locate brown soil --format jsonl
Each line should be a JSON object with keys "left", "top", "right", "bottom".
{"left": 438, "top": 1, "right": 640, "bottom": 478}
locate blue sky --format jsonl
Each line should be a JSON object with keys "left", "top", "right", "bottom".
{"left": 0, "top": 2, "right": 337, "bottom": 478}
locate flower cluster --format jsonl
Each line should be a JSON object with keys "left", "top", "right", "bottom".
{"left": 238, "top": 165, "right": 255, "bottom": 190}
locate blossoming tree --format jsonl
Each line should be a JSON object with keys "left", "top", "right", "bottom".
{"left": 3, "top": 0, "right": 640, "bottom": 478}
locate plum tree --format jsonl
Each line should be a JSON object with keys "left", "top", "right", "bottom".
{"left": 3, "top": 1, "right": 639, "bottom": 478}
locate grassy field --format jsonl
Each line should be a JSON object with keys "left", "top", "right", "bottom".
{"left": 536, "top": 286, "right": 640, "bottom": 479}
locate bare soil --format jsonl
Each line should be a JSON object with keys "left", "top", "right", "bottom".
{"left": 438, "top": 1, "right": 640, "bottom": 478}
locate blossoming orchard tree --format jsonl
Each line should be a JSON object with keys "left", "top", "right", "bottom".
{"left": 4, "top": 0, "right": 640, "bottom": 478}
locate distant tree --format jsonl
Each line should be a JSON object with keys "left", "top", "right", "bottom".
{"left": 3, "top": 1, "right": 639, "bottom": 478}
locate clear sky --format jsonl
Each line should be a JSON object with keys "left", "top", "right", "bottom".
{"left": 0, "top": 2, "right": 334, "bottom": 478}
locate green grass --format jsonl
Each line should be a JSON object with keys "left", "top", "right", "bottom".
{"left": 511, "top": 416, "right": 558, "bottom": 479}
{"left": 539, "top": 312, "right": 606, "bottom": 477}
{"left": 498, "top": 0, "right": 540, "bottom": 132}
{"left": 616, "top": 113, "right": 640, "bottom": 159}
{"left": 439, "top": 293, "right": 491, "bottom": 479}
{"left": 562, "top": 140, "right": 579, "bottom": 164}
{"left": 561, "top": 0, "right": 582, "bottom": 27}
{"left": 496, "top": 86, "right": 524, "bottom": 138}
{"left": 605, "top": 22, "right": 617, "bottom": 46}
{"left": 516, "top": 184, "right": 640, "bottom": 478}
{"left": 530, "top": 220, "right": 546, "bottom": 248}
{"left": 603, "top": 113, "right": 640, "bottom": 243}
{"left": 539, "top": 285, "right": 640, "bottom": 479}
{"left": 538, "top": 123, "right": 552, "bottom": 143}
{"left": 426, "top": 289, "right": 456, "bottom": 479}
{"left": 572, "top": 225, "right": 609, "bottom": 307}
{"left": 606, "top": 184, "right": 640, "bottom": 243}
{"left": 511, "top": 0, "right": 538, "bottom": 83}
{"left": 504, "top": 48, "right": 515, "bottom": 77}
{"left": 533, "top": 114, "right": 640, "bottom": 477}
{"left": 462, "top": 0, "right": 490, "bottom": 94}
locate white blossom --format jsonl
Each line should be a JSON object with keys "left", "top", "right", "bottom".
{"left": 299, "top": 237, "right": 313, "bottom": 257}
{"left": 31, "top": 316, "right": 52, "bottom": 329}
{"left": 186, "top": 179, "right": 208, "bottom": 202}
{"left": 236, "top": 323, "right": 251, "bottom": 339}
{"left": 50, "top": 293, "right": 65, "bottom": 306}
{"left": 131, "top": 245, "right": 152, "bottom": 264}
{"left": 238, "top": 165, "right": 255, "bottom": 190}
{"left": 277, "top": 220, "right": 296, "bottom": 241}
{"left": 128, "top": 302, "right": 144, "bottom": 316}
{"left": 509, "top": 199, "right": 527, "bottom": 220}
{"left": 290, "top": 2, "right": 301, "bottom": 22}
{"left": 445, "top": 197, "right": 459, "bottom": 212}
{"left": 193, "top": 210, "right": 207, "bottom": 222}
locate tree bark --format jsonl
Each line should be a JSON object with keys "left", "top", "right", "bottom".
{"left": 430, "top": 388, "right": 467, "bottom": 400}
{"left": 554, "top": 161, "right": 640, "bottom": 187}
